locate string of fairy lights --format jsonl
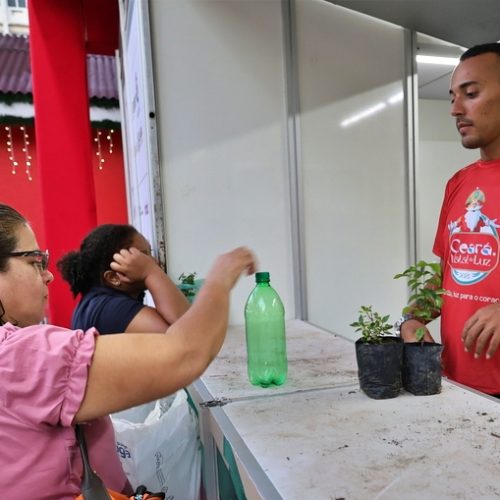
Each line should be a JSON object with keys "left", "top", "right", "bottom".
{"left": 94, "top": 128, "right": 115, "bottom": 170}
{"left": 5, "top": 125, "right": 32, "bottom": 181}
{"left": 3, "top": 126, "right": 116, "bottom": 179}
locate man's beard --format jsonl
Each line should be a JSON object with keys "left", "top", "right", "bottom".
{"left": 460, "top": 131, "right": 482, "bottom": 150}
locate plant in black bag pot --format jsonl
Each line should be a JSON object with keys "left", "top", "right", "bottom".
{"left": 394, "top": 261, "right": 445, "bottom": 396}
{"left": 177, "top": 272, "right": 204, "bottom": 304}
{"left": 351, "top": 305, "right": 403, "bottom": 399}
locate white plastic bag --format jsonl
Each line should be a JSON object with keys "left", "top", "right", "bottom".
{"left": 111, "top": 390, "right": 201, "bottom": 499}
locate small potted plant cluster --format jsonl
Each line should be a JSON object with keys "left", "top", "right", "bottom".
{"left": 351, "top": 305, "right": 403, "bottom": 399}
{"left": 351, "top": 260, "right": 444, "bottom": 399}
{"left": 177, "top": 272, "right": 204, "bottom": 303}
{"left": 394, "top": 261, "right": 444, "bottom": 396}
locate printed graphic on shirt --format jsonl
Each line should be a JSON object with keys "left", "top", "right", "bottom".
{"left": 447, "top": 187, "right": 500, "bottom": 285}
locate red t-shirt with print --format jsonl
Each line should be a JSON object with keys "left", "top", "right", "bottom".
{"left": 433, "top": 159, "right": 500, "bottom": 395}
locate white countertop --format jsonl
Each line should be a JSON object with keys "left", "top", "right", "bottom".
{"left": 223, "top": 383, "right": 500, "bottom": 499}
{"left": 193, "top": 320, "right": 500, "bottom": 499}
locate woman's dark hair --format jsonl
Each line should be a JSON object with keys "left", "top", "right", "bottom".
{"left": 57, "top": 224, "right": 139, "bottom": 297}
{"left": 0, "top": 204, "right": 28, "bottom": 273}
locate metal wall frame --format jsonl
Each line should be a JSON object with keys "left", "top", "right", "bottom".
{"left": 119, "top": 0, "right": 167, "bottom": 271}
{"left": 281, "top": 0, "right": 307, "bottom": 320}
{"left": 282, "top": 1, "right": 420, "bottom": 319}
{"left": 404, "top": 29, "right": 419, "bottom": 266}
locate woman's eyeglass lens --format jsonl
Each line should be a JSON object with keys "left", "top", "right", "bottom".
{"left": 8, "top": 250, "right": 49, "bottom": 271}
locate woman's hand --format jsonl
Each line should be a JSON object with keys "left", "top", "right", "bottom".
{"left": 203, "top": 246, "right": 257, "bottom": 293}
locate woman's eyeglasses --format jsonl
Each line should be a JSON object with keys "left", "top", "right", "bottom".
{"left": 7, "top": 250, "right": 50, "bottom": 271}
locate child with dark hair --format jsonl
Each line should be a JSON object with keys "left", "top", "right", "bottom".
{"left": 58, "top": 224, "right": 190, "bottom": 334}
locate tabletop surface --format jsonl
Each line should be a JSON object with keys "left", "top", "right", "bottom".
{"left": 223, "top": 383, "right": 500, "bottom": 499}
{"left": 201, "top": 320, "right": 359, "bottom": 400}
{"left": 194, "top": 320, "right": 500, "bottom": 500}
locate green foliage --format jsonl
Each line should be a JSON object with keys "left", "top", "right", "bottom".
{"left": 350, "top": 305, "right": 393, "bottom": 344}
{"left": 394, "top": 260, "right": 444, "bottom": 342}
{"left": 178, "top": 272, "right": 197, "bottom": 285}
{"left": 178, "top": 272, "right": 198, "bottom": 298}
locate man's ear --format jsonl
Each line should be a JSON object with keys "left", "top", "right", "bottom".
{"left": 103, "top": 270, "right": 121, "bottom": 287}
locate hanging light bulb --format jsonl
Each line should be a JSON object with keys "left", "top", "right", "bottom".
{"left": 94, "top": 129, "right": 105, "bottom": 170}
{"left": 21, "top": 126, "right": 33, "bottom": 181}
{"left": 5, "top": 126, "right": 17, "bottom": 175}
{"left": 107, "top": 128, "right": 114, "bottom": 154}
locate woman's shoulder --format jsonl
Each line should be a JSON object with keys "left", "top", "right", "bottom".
{"left": 0, "top": 322, "right": 18, "bottom": 343}
{"left": 1, "top": 322, "right": 98, "bottom": 349}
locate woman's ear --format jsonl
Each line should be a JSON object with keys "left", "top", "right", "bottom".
{"left": 103, "top": 270, "right": 121, "bottom": 287}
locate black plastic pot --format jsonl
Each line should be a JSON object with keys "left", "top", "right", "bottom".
{"left": 402, "top": 342, "right": 443, "bottom": 396}
{"left": 355, "top": 337, "right": 403, "bottom": 399}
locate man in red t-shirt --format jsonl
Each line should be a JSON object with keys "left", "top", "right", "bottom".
{"left": 398, "top": 43, "right": 500, "bottom": 396}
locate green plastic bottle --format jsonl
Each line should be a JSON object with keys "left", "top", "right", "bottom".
{"left": 244, "top": 272, "right": 287, "bottom": 387}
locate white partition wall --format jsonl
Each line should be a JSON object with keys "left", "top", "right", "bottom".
{"left": 295, "top": 1, "right": 410, "bottom": 339}
{"left": 141, "top": 1, "right": 466, "bottom": 335}
{"left": 148, "top": 0, "right": 294, "bottom": 324}
{"left": 417, "top": 99, "right": 478, "bottom": 262}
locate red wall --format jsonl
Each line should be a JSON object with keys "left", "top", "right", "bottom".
{"left": 24, "top": 0, "right": 125, "bottom": 327}
{"left": 90, "top": 128, "right": 128, "bottom": 226}
{"left": 0, "top": 124, "right": 128, "bottom": 322}
{"left": 0, "top": 125, "right": 46, "bottom": 247}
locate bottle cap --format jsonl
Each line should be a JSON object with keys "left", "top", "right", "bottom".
{"left": 255, "top": 271, "right": 270, "bottom": 282}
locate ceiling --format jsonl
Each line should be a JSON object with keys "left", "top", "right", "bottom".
{"left": 327, "top": 0, "right": 500, "bottom": 100}
{"left": 415, "top": 34, "right": 463, "bottom": 100}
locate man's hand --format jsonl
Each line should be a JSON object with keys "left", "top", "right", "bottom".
{"left": 400, "top": 319, "right": 435, "bottom": 343}
{"left": 462, "top": 303, "right": 500, "bottom": 359}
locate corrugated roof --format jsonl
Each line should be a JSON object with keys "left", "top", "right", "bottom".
{"left": 86, "top": 53, "right": 119, "bottom": 100}
{"left": 0, "top": 33, "right": 31, "bottom": 94}
{"left": 0, "top": 33, "right": 118, "bottom": 99}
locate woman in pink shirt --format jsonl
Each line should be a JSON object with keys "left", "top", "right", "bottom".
{"left": 0, "top": 204, "right": 256, "bottom": 498}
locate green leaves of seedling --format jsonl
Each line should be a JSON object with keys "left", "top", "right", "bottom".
{"left": 178, "top": 272, "right": 198, "bottom": 298}
{"left": 394, "top": 260, "right": 445, "bottom": 342}
{"left": 351, "top": 261, "right": 444, "bottom": 344}
{"left": 350, "top": 305, "right": 393, "bottom": 344}
{"left": 178, "top": 272, "right": 197, "bottom": 285}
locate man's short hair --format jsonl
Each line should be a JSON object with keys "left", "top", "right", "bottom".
{"left": 460, "top": 42, "right": 500, "bottom": 61}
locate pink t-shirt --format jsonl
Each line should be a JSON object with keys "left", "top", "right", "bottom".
{"left": 0, "top": 323, "right": 129, "bottom": 498}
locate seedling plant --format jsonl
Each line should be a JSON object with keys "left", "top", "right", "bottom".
{"left": 178, "top": 272, "right": 198, "bottom": 299}
{"left": 350, "top": 305, "right": 393, "bottom": 344}
{"left": 394, "top": 261, "right": 444, "bottom": 342}
{"left": 178, "top": 272, "right": 197, "bottom": 285}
